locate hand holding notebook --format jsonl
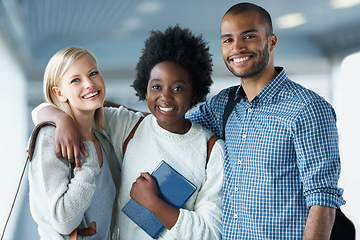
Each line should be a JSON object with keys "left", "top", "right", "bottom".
{"left": 130, "top": 172, "right": 160, "bottom": 208}
{"left": 122, "top": 160, "right": 197, "bottom": 239}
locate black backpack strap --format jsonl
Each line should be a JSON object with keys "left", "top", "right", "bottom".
{"left": 222, "top": 86, "right": 240, "bottom": 140}
{"left": 330, "top": 208, "right": 356, "bottom": 240}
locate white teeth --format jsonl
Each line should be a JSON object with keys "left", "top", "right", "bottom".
{"left": 83, "top": 91, "right": 99, "bottom": 99}
{"left": 233, "top": 57, "right": 249, "bottom": 63}
{"left": 159, "top": 106, "right": 175, "bottom": 112}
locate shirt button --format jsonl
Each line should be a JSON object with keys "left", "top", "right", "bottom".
{"left": 234, "top": 214, "right": 238, "bottom": 219}
{"left": 248, "top": 108, "right": 252, "bottom": 113}
{"left": 242, "top": 133, "right": 246, "bottom": 139}
{"left": 234, "top": 187, "right": 238, "bottom": 192}
{"left": 238, "top": 160, "right": 241, "bottom": 164}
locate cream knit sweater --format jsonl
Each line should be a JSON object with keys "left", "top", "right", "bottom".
{"left": 103, "top": 113, "right": 224, "bottom": 240}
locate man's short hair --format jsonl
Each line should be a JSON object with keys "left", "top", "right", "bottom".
{"left": 224, "top": 2, "right": 273, "bottom": 36}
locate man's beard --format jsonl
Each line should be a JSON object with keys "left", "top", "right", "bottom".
{"left": 226, "top": 41, "right": 270, "bottom": 79}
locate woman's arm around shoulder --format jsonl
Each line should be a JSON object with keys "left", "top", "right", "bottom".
{"left": 102, "top": 106, "right": 144, "bottom": 159}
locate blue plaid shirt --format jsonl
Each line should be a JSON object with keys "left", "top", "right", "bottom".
{"left": 187, "top": 67, "right": 345, "bottom": 239}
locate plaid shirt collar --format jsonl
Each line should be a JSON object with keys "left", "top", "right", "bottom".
{"left": 235, "top": 66, "right": 288, "bottom": 107}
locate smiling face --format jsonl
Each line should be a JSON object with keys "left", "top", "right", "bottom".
{"left": 52, "top": 54, "right": 105, "bottom": 118}
{"left": 146, "top": 61, "right": 195, "bottom": 134}
{"left": 221, "top": 11, "right": 277, "bottom": 80}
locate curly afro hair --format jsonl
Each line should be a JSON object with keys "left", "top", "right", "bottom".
{"left": 132, "top": 24, "right": 213, "bottom": 108}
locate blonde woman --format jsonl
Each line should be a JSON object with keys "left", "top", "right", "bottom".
{"left": 28, "top": 47, "right": 142, "bottom": 239}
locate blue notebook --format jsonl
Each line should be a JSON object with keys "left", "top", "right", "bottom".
{"left": 121, "top": 160, "right": 197, "bottom": 239}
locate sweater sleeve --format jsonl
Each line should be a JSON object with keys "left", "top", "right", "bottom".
{"left": 29, "top": 126, "right": 100, "bottom": 235}
{"left": 31, "top": 102, "right": 50, "bottom": 125}
{"left": 167, "top": 139, "right": 224, "bottom": 240}
{"left": 186, "top": 88, "right": 230, "bottom": 138}
{"left": 102, "top": 106, "right": 143, "bottom": 162}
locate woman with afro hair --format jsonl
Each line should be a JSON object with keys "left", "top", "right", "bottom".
{"left": 122, "top": 25, "right": 224, "bottom": 239}
{"left": 132, "top": 24, "right": 213, "bottom": 108}
{"left": 32, "top": 25, "right": 224, "bottom": 240}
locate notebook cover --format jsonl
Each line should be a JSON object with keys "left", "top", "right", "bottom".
{"left": 122, "top": 160, "right": 197, "bottom": 239}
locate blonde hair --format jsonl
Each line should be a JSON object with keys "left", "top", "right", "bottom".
{"left": 43, "top": 47, "right": 105, "bottom": 130}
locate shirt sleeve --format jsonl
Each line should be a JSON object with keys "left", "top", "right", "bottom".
{"left": 29, "top": 126, "right": 100, "bottom": 235}
{"left": 102, "top": 106, "right": 143, "bottom": 162}
{"left": 186, "top": 89, "right": 229, "bottom": 138}
{"left": 167, "top": 139, "right": 224, "bottom": 240}
{"left": 294, "top": 99, "right": 345, "bottom": 209}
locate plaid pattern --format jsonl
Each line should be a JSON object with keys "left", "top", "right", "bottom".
{"left": 187, "top": 67, "right": 345, "bottom": 239}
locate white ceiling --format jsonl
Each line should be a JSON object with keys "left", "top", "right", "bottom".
{"left": 1, "top": 0, "right": 360, "bottom": 82}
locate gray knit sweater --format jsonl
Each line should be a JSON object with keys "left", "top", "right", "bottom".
{"left": 29, "top": 106, "right": 143, "bottom": 239}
